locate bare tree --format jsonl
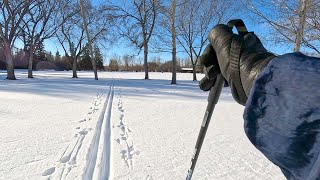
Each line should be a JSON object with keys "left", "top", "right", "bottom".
{"left": 0, "top": 1, "right": 32, "bottom": 80}
{"left": 21, "top": 0, "right": 69, "bottom": 78}
{"left": 113, "top": 0, "right": 159, "bottom": 79}
{"left": 303, "top": 0, "right": 320, "bottom": 55}
{"left": 122, "top": 54, "right": 134, "bottom": 71}
{"left": 56, "top": 2, "right": 85, "bottom": 78}
{"left": 294, "top": 0, "right": 307, "bottom": 51}
{"left": 241, "top": 0, "right": 320, "bottom": 54}
{"left": 176, "top": 0, "right": 227, "bottom": 81}
{"left": 155, "top": 0, "right": 190, "bottom": 83}
{"left": 170, "top": 0, "right": 177, "bottom": 84}
{"left": 79, "top": 0, "right": 98, "bottom": 80}
{"left": 57, "top": 0, "right": 113, "bottom": 78}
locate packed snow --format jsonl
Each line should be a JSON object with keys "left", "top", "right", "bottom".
{"left": 0, "top": 70, "right": 285, "bottom": 180}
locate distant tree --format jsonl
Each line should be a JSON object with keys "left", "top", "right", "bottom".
{"left": 148, "top": 62, "right": 159, "bottom": 72}
{"left": 0, "top": 1, "right": 31, "bottom": 79}
{"left": 54, "top": 51, "right": 65, "bottom": 71}
{"left": 35, "top": 39, "right": 46, "bottom": 61}
{"left": 161, "top": 61, "right": 173, "bottom": 72}
{"left": 58, "top": 0, "right": 113, "bottom": 78}
{"left": 241, "top": 0, "right": 320, "bottom": 54}
{"left": 79, "top": 45, "right": 92, "bottom": 70}
{"left": 61, "top": 55, "right": 72, "bottom": 70}
{"left": 55, "top": 51, "right": 61, "bottom": 62}
{"left": 13, "top": 49, "right": 28, "bottom": 69}
{"left": 20, "top": 0, "right": 67, "bottom": 78}
{"left": 114, "top": 0, "right": 160, "bottom": 79}
{"left": 177, "top": 0, "right": 239, "bottom": 81}
{"left": 109, "top": 59, "right": 119, "bottom": 71}
{"left": 93, "top": 45, "right": 104, "bottom": 70}
{"left": 170, "top": 0, "right": 177, "bottom": 84}
{"left": 158, "top": 0, "right": 178, "bottom": 83}
{"left": 122, "top": 54, "right": 134, "bottom": 71}
{"left": 46, "top": 51, "right": 54, "bottom": 62}
{"left": 79, "top": 0, "right": 97, "bottom": 79}
{"left": 36, "top": 61, "right": 57, "bottom": 70}
{"left": 160, "top": 60, "right": 181, "bottom": 72}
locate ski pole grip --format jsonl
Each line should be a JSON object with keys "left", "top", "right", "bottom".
{"left": 207, "top": 74, "right": 224, "bottom": 104}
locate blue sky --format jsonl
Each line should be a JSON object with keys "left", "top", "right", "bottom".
{"left": 34, "top": 0, "right": 295, "bottom": 64}
{"left": 41, "top": 21, "right": 292, "bottom": 65}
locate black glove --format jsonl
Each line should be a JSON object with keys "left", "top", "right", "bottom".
{"left": 199, "top": 24, "right": 276, "bottom": 105}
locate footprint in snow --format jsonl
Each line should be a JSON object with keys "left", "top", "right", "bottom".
{"left": 146, "top": 175, "right": 153, "bottom": 180}
{"left": 120, "top": 150, "right": 127, "bottom": 159}
{"left": 79, "top": 129, "right": 88, "bottom": 135}
{"left": 42, "top": 167, "right": 55, "bottom": 176}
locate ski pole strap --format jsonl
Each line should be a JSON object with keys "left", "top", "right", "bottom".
{"left": 227, "top": 19, "right": 249, "bottom": 105}
{"left": 227, "top": 19, "right": 248, "bottom": 35}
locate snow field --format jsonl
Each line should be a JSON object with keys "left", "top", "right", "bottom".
{"left": 0, "top": 70, "right": 285, "bottom": 180}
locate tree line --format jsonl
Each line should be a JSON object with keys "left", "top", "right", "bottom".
{"left": 107, "top": 54, "right": 194, "bottom": 72}
{"left": 0, "top": 43, "right": 104, "bottom": 71}
{"left": 1, "top": 0, "right": 319, "bottom": 83}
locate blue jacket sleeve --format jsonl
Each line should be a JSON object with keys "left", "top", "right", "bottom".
{"left": 243, "top": 52, "right": 320, "bottom": 180}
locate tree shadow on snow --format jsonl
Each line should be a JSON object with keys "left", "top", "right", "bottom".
{"left": 0, "top": 70, "right": 235, "bottom": 102}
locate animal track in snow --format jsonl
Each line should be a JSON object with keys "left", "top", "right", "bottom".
{"left": 114, "top": 88, "right": 140, "bottom": 170}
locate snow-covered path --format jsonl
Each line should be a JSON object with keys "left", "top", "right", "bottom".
{"left": 0, "top": 70, "right": 285, "bottom": 180}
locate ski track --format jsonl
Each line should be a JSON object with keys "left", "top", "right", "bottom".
{"left": 42, "top": 81, "right": 114, "bottom": 180}
{"left": 82, "top": 82, "right": 114, "bottom": 180}
{"left": 114, "top": 84, "right": 140, "bottom": 171}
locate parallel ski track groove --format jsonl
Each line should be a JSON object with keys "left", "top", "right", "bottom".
{"left": 83, "top": 82, "right": 114, "bottom": 180}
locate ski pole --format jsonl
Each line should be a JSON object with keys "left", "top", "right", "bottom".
{"left": 186, "top": 74, "right": 224, "bottom": 180}
{"left": 186, "top": 19, "right": 249, "bottom": 180}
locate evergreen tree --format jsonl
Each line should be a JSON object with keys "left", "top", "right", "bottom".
{"left": 94, "top": 45, "right": 104, "bottom": 71}
{"left": 46, "top": 51, "right": 54, "bottom": 62}
{"left": 55, "top": 51, "right": 61, "bottom": 62}
{"left": 79, "top": 45, "right": 92, "bottom": 70}
{"left": 35, "top": 39, "right": 46, "bottom": 61}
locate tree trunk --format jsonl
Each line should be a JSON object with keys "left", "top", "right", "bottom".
{"left": 189, "top": 46, "right": 197, "bottom": 81}
{"left": 79, "top": 0, "right": 98, "bottom": 80}
{"left": 171, "top": 0, "right": 177, "bottom": 84}
{"left": 192, "top": 63, "right": 197, "bottom": 81}
{"left": 3, "top": 40, "right": 16, "bottom": 80}
{"left": 294, "top": 0, "right": 307, "bottom": 52}
{"left": 72, "top": 56, "right": 78, "bottom": 78}
{"left": 90, "top": 47, "right": 98, "bottom": 80}
{"left": 144, "top": 40, "right": 149, "bottom": 80}
{"left": 28, "top": 44, "right": 34, "bottom": 78}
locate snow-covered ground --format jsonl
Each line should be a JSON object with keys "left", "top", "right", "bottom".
{"left": 0, "top": 70, "right": 285, "bottom": 180}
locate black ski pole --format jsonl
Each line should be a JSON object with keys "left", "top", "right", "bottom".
{"left": 186, "top": 74, "right": 224, "bottom": 180}
{"left": 186, "top": 19, "right": 249, "bottom": 180}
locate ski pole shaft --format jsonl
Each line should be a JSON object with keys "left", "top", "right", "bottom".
{"left": 186, "top": 74, "right": 225, "bottom": 180}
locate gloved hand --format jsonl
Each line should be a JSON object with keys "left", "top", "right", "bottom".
{"left": 199, "top": 24, "right": 276, "bottom": 105}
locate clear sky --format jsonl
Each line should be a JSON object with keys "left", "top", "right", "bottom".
{"left": 38, "top": 0, "right": 295, "bottom": 65}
